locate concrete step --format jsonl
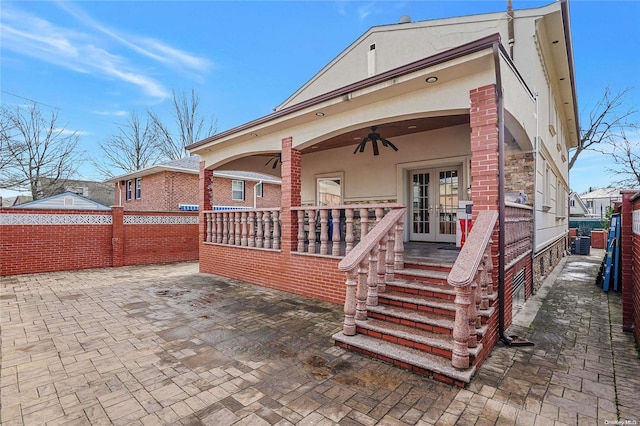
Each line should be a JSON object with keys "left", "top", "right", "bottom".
{"left": 378, "top": 290, "right": 497, "bottom": 320}
{"left": 332, "top": 331, "right": 476, "bottom": 386}
{"left": 395, "top": 268, "right": 449, "bottom": 285}
{"left": 367, "top": 303, "right": 455, "bottom": 334}
{"left": 378, "top": 291, "right": 457, "bottom": 317}
{"left": 385, "top": 278, "right": 456, "bottom": 301}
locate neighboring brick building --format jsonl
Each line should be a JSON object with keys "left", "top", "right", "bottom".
{"left": 109, "top": 156, "right": 280, "bottom": 211}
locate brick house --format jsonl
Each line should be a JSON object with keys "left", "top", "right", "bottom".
{"left": 108, "top": 156, "right": 280, "bottom": 212}
{"left": 188, "top": 1, "right": 578, "bottom": 384}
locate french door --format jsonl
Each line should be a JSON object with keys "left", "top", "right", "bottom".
{"left": 409, "top": 167, "right": 460, "bottom": 243}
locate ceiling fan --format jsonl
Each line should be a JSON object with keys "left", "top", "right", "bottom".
{"left": 353, "top": 126, "right": 398, "bottom": 156}
{"left": 265, "top": 153, "right": 281, "bottom": 169}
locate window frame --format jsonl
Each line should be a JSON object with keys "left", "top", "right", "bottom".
{"left": 125, "top": 180, "right": 132, "bottom": 201}
{"left": 232, "top": 180, "right": 245, "bottom": 201}
{"left": 135, "top": 177, "right": 142, "bottom": 199}
{"left": 316, "top": 172, "right": 344, "bottom": 206}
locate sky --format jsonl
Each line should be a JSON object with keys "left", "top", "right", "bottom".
{"left": 1, "top": 0, "right": 639, "bottom": 197}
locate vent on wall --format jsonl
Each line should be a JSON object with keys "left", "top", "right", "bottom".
{"left": 367, "top": 43, "right": 376, "bottom": 77}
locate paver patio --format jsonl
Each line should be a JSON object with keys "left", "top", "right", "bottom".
{"left": 1, "top": 250, "right": 638, "bottom": 425}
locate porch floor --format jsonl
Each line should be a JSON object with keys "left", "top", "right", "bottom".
{"left": 403, "top": 241, "right": 460, "bottom": 267}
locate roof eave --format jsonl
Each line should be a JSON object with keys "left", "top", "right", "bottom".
{"left": 104, "top": 165, "right": 199, "bottom": 183}
{"left": 187, "top": 33, "right": 501, "bottom": 152}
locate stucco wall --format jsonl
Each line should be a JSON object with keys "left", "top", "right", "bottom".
{"left": 300, "top": 124, "right": 471, "bottom": 205}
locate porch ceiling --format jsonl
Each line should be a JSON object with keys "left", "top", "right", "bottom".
{"left": 299, "top": 115, "right": 469, "bottom": 154}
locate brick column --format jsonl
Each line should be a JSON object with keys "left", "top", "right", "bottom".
{"left": 470, "top": 85, "right": 499, "bottom": 215}
{"left": 280, "top": 137, "right": 301, "bottom": 254}
{"left": 199, "top": 161, "right": 213, "bottom": 243}
{"left": 620, "top": 190, "right": 634, "bottom": 332}
{"left": 112, "top": 206, "right": 124, "bottom": 267}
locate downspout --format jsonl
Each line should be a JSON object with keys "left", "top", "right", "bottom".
{"left": 493, "top": 41, "right": 511, "bottom": 346}
{"left": 531, "top": 92, "right": 539, "bottom": 296}
{"left": 117, "top": 181, "right": 123, "bottom": 206}
{"left": 253, "top": 180, "right": 262, "bottom": 209}
{"left": 494, "top": 41, "right": 533, "bottom": 347}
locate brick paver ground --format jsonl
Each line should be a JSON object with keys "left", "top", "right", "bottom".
{"left": 1, "top": 250, "right": 638, "bottom": 425}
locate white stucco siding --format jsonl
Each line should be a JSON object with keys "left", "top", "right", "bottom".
{"left": 300, "top": 125, "right": 470, "bottom": 204}
{"left": 279, "top": 17, "right": 509, "bottom": 110}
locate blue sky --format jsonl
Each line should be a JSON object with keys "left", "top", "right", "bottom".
{"left": 1, "top": 0, "right": 638, "bottom": 196}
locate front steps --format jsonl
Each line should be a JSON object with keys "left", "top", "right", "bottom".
{"left": 333, "top": 258, "right": 496, "bottom": 386}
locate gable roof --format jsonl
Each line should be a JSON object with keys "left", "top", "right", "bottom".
{"left": 188, "top": 0, "right": 579, "bottom": 153}
{"left": 105, "top": 156, "right": 201, "bottom": 182}
{"left": 11, "top": 192, "right": 111, "bottom": 210}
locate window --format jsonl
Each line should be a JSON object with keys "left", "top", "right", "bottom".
{"left": 232, "top": 180, "right": 245, "bottom": 201}
{"left": 317, "top": 176, "right": 342, "bottom": 206}
{"left": 541, "top": 156, "right": 551, "bottom": 211}
{"left": 255, "top": 182, "right": 263, "bottom": 198}
{"left": 125, "top": 180, "right": 132, "bottom": 201}
{"left": 135, "top": 177, "right": 142, "bottom": 199}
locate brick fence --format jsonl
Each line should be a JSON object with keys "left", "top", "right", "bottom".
{"left": 0, "top": 207, "right": 198, "bottom": 276}
{"left": 619, "top": 190, "right": 640, "bottom": 345}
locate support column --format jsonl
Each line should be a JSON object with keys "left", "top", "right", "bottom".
{"left": 199, "top": 161, "right": 213, "bottom": 245}
{"left": 470, "top": 84, "right": 501, "bottom": 312}
{"left": 469, "top": 84, "right": 499, "bottom": 215}
{"left": 281, "top": 137, "right": 301, "bottom": 254}
{"left": 111, "top": 206, "right": 124, "bottom": 267}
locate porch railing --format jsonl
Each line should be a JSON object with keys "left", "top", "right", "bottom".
{"left": 505, "top": 203, "right": 533, "bottom": 269}
{"left": 447, "top": 210, "right": 498, "bottom": 370}
{"left": 203, "top": 208, "right": 281, "bottom": 249}
{"left": 291, "top": 204, "right": 404, "bottom": 257}
{"left": 337, "top": 207, "right": 406, "bottom": 336}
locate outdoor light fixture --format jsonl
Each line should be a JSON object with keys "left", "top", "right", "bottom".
{"left": 315, "top": 112, "right": 325, "bottom": 116}
{"left": 250, "top": 133, "right": 258, "bottom": 137}
{"left": 425, "top": 76, "right": 438, "bottom": 83}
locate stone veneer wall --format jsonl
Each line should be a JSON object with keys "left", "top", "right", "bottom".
{"left": 532, "top": 235, "right": 568, "bottom": 292}
{"left": 504, "top": 152, "right": 535, "bottom": 206}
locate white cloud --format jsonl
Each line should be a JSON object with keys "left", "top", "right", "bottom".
{"left": 53, "top": 127, "right": 89, "bottom": 136}
{"left": 0, "top": 4, "right": 212, "bottom": 100}
{"left": 56, "top": 1, "right": 212, "bottom": 75}
{"left": 93, "top": 110, "right": 128, "bottom": 117}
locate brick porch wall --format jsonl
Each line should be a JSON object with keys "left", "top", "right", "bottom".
{"left": 0, "top": 208, "right": 198, "bottom": 276}
{"left": 123, "top": 212, "right": 199, "bottom": 266}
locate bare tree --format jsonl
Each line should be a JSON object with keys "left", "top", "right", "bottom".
{"left": 0, "top": 103, "right": 82, "bottom": 199}
{"left": 148, "top": 89, "right": 216, "bottom": 160}
{"left": 570, "top": 87, "right": 637, "bottom": 170}
{"left": 93, "top": 112, "right": 163, "bottom": 178}
{"left": 607, "top": 129, "right": 640, "bottom": 188}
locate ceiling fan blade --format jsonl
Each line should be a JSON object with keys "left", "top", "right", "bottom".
{"left": 383, "top": 139, "right": 399, "bottom": 151}
{"left": 372, "top": 139, "right": 379, "bottom": 156}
